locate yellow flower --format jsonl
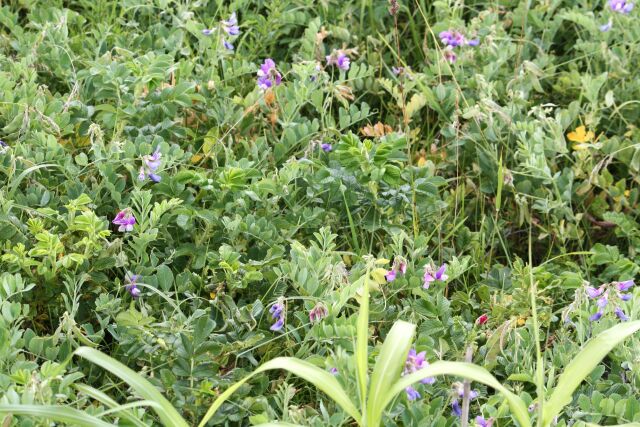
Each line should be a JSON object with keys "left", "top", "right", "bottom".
{"left": 567, "top": 125, "right": 595, "bottom": 150}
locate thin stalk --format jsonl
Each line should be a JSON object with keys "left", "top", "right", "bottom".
{"left": 529, "top": 224, "right": 544, "bottom": 427}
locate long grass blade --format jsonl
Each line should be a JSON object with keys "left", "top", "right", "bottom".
{"left": 0, "top": 405, "right": 114, "bottom": 427}
{"left": 75, "top": 347, "right": 189, "bottom": 427}
{"left": 198, "top": 357, "right": 361, "bottom": 427}
{"left": 355, "top": 273, "right": 370, "bottom": 415}
{"left": 366, "top": 320, "right": 415, "bottom": 427}
{"left": 386, "top": 361, "right": 531, "bottom": 427}
{"left": 542, "top": 320, "right": 640, "bottom": 425}
{"left": 74, "top": 383, "right": 148, "bottom": 427}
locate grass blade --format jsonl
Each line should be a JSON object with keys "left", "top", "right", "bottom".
{"left": 75, "top": 383, "right": 148, "bottom": 427}
{"left": 198, "top": 357, "right": 361, "bottom": 427}
{"left": 386, "top": 361, "right": 531, "bottom": 427}
{"left": 0, "top": 405, "right": 114, "bottom": 427}
{"left": 366, "top": 320, "right": 415, "bottom": 427}
{"left": 75, "top": 346, "right": 189, "bottom": 427}
{"left": 542, "top": 320, "right": 640, "bottom": 425}
{"left": 355, "top": 273, "right": 370, "bottom": 414}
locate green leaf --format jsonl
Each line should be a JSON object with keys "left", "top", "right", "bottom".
{"left": 74, "top": 384, "right": 148, "bottom": 427}
{"left": 366, "top": 320, "right": 415, "bottom": 427}
{"left": 75, "top": 347, "right": 189, "bottom": 427}
{"left": 0, "top": 405, "right": 114, "bottom": 427}
{"left": 198, "top": 357, "right": 361, "bottom": 427}
{"left": 542, "top": 320, "right": 640, "bottom": 425}
{"left": 386, "top": 361, "right": 531, "bottom": 427}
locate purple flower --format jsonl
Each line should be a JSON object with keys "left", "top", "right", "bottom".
{"left": 202, "top": 28, "right": 214, "bottom": 36}
{"left": 443, "top": 47, "right": 457, "bottom": 63}
{"left": 404, "top": 348, "right": 435, "bottom": 384}
{"left": 476, "top": 416, "right": 493, "bottom": 427}
{"left": 616, "top": 279, "right": 634, "bottom": 291}
{"left": 619, "top": 292, "right": 632, "bottom": 301}
{"left": 589, "top": 310, "right": 604, "bottom": 322}
{"left": 600, "top": 19, "right": 613, "bottom": 32}
{"left": 321, "top": 143, "right": 332, "bottom": 152}
{"left": 329, "top": 367, "right": 338, "bottom": 375}
{"left": 139, "top": 148, "right": 162, "bottom": 183}
{"left": 112, "top": 209, "right": 136, "bottom": 232}
{"left": 221, "top": 13, "right": 240, "bottom": 36}
{"left": 385, "top": 269, "right": 397, "bottom": 282}
{"left": 585, "top": 285, "right": 604, "bottom": 298}
{"left": 309, "top": 303, "right": 329, "bottom": 323}
{"left": 451, "top": 400, "right": 462, "bottom": 417}
{"left": 125, "top": 274, "right": 141, "bottom": 298}
{"left": 467, "top": 38, "right": 480, "bottom": 46}
{"left": 423, "top": 263, "right": 448, "bottom": 288}
{"left": 398, "top": 261, "right": 407, "bottom": 275}
{"left": 609, "top": 0, "right": 634, "bottom": 13}
{"left": 270, "top": 300, "right": 285, "bottom": 331}
{"left": 257, "top": 58, "right": 282, "bottom": 90}
{"left": 270, "top": 317, "right": 284, "bottom": 331}
{"left": 596, "top": 294, "right": 609, "bottom": 308}
{"left": 454, "top": 383, "right": 478, "bottom": 399}
{"left": 223, "top": 39, "right": 234, "bottom": 51}
{"left": 405, "top": 386, "right": 421, "bottom": 400}
{"left": 439, "top": 30, "right": 466, "bottom": 47}
{"left": 326, "top": 51, "right": 350, "bottom": 71}
{"left": 615, "top": 307, "right": 630, "bottom": 321}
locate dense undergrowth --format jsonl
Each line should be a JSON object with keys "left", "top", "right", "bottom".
{"left": 1, "top": 0, "right": 640, "bottom": 425}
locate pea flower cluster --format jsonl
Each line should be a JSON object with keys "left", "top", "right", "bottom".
{"left": 586, "top": 279, "right": 634, "bottom": 322}
{"left": 325, "top": 50, "right": 350, "bottom": 71}
{"left": 257, "top": 58, "right": 282, "bottom": 90}
{"left": 451, "top": 382, "right": 479, "bottom": 417}
{"left": 438, "top": 30, "right": 479, "bottom": 63}
{"left": 403, "top": 348, "right": 435, "bottom": 400}
{"left": 202, "top": 12, "right": 240, "bottom": 51}
{"left": 138, "top": 148, "right": 161, "bottom": 183}
{"left": 270, "top": 299, "right": 285, "bottom": 331}
{"left": 386, "top": 257, "right": 408, "bottom": 282}
{"left": 124, "top": 273, "right": 141, "bottom": 298}
{"left": 112, "top": 208, "right": 136, "bottom": 232}
{"left": 423, "top": 263, "right": 448, "bottom": 288}
{"left": 609, "top": 0, "right": 634, "bottom": 14}
{"left": 309, "top": 302, "right": 328, "bottom": 323}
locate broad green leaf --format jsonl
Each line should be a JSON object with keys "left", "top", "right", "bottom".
{"left": 366, "top": 320, "right": 415, "bottom": 427}
{"left": 0, "top": 405, "right": 114, "bottom": 427}
{"left": 75, "top": 347, "right": 189, "bottom": 427}
{"left": 198, "top": 357, "right": 361, "bottom": 427}
{"left": 386, "top": 361, "right": 531, "bottom": 427}
{"left": 542, "top": 320, "right": 640, "bottom": 425}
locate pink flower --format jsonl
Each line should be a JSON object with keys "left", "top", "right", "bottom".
{"left": 112, "top": 209, "right": 136, "bottom": 232}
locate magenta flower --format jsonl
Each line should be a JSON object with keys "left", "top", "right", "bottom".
{"left": 112, "top": 209, "right": 136, "bottom": 232}
{"left": 476, "top": 416, "right": 494, "bottom": 427}
{"left": 309, "top": 302, "right": 329, "bottom": 323}
{"left": 385, "top": 269, "right": 397, "bottom": 282}
{"left": 423, "top": 263, "right": 448, "bottom": 288}
{"left": 609, "top": 0, "right": 634, "bottom": 13}
{"left": 616, "top": 279, "right": 634, "bottom": 291}
{"left": 585, "top": 285, "right": 604, "bottom": 298}
{"left": 439, "top": 30, "right": 466, "bottom": 47}
{"left": 257, "top": 58, "right": 282, "bottom": 90}
{"left": 326, "top": 51, "right": 350, "bottom": 71}
{"left": 443, "top": 47, "right": 457, "bottom": 63}
{"left": 329, "top": 367, "right": 338, "bottom": 375}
